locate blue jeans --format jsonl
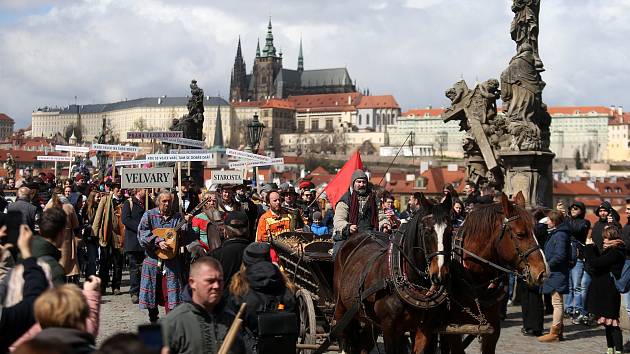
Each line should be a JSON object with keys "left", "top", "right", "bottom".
{"left": 622, "top": 291, "right": 630, "bottom": 320}
{"left": 564, "top": 260, "right": 591, "bottom": 315}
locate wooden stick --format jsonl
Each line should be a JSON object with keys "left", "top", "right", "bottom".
{"left": 217, "top": 303, "right": 247, "bottom": 354}
{"left": 112, "top": 153, "right": 117, "bottom": 180}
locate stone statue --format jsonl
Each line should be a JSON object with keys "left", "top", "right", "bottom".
{"left": 500, "top": 43, "right": 551, "bottom": 151}
{"left": 182, "top": 79, "right": 205, "bottom": 141}
{"left": 5, "top": 153, "right": 16, "bottom": 180}
{"left": 96, "top": 130, "right": 108, "bottom": 179}
{"left": 510, "top": 0, "right": 543, "bottom": 71}
{"left": 443, "top": 79, "right": 506, "bottom": 189}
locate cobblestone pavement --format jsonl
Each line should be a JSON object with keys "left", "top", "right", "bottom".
{"left": 99, "top": 273, "right": 612, "bottom": 353}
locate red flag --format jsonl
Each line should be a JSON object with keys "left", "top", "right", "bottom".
{"left": 325, "top": 150, "right": 363, "bottom": 210}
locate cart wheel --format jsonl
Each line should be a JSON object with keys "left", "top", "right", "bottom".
{"left": 297, "top": 289, "right": 317, "bottom": 354}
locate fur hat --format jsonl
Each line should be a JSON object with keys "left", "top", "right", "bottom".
{"left": 351, "top": 169, "right": 368, "bottom": 184}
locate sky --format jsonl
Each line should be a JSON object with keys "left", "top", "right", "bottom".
{"left": 0, "top": 0, "right": 629, "bottom": 128}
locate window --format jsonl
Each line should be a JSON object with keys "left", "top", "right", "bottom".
{"left": 376, "top": 114, "right": 381, "bottom": 126}
{"left": 297, "top": 120, "right": 305, "bottom": 133}
{"left": 311, "top": 119, "right": 319, "bottom": 131}
{"left": 358, "top": 114, "right": 362, "bottom": 125}
{"left": 325, "top": 119, "right": 333, "bottom": 131}
{"left": 366, "top": 114, "right": 370, "bottom": 125}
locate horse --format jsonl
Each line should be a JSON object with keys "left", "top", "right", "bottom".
{"left": 332, "top": 194, "right": 453, "bottom": 354}
{"left": 437, "top": 191, "right": 548, "bottom": 354}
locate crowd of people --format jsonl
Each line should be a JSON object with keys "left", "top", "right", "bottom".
{"left": 2, "top": 167, "right": 630, "bottom": 353}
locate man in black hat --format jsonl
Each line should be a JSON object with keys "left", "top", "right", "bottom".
{"left": 333, "top": 169, "right": 378, "bottom": 254}
{"left": 281, "top": 187, "right": 305, "bottom": 231}
{"left": 209, "top": 211, "right": 252, "bottom": 288}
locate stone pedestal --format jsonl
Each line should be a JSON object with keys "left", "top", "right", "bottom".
{"left": 498, "top": 151, "right": 555, "bottom": 208}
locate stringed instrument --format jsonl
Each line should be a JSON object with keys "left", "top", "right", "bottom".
{"left": 154, "top": 196, "right": 213, "bottom": 260}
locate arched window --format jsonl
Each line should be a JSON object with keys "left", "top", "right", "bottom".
{"left": 366, "top": 114, "right": 370, "bottom": 125}
{"left": 359, "top": 114, "right": 362, "bottom": 125}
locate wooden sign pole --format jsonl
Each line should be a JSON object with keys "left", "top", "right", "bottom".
{"left": 112, "top": 153, "right": 117, "bottom": 180}
{"left": 68, "top": 151, "right": 73, "bottom": 178}
{"left": 177, "top": 145, "right": 182, "bottom": 214}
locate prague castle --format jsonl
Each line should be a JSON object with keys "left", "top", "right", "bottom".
{"left": 229, "top": 20, "right": 356, "bottom": 102}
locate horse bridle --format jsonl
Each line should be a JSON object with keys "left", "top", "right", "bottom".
{"left": 422, "top": 214, "right": 450, "bottom": 264}
{"left": 496, "top": 213, "right": 541, "bottom": 281}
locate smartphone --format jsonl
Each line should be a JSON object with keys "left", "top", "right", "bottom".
{"left": 138, "top": 323, "right": 164, "bottom": 351}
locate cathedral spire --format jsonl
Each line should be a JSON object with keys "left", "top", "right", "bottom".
{"left": 236, "top": 36, "right": 243, "bottom": 60}
{"left": 297, "top": 37, "right": 304, "bottom": 72}
{"left": 256, "top": 38, "right": 261, "bottom": 58}
{"left": 263, "top": 17, "right": 276, "bottom": 57}
{"left": 213, "top": 106, "right": 224, "bottom": 149}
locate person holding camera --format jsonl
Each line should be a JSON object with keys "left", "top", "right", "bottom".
{"left": 0, "top": 225, "right": 48, "bottom": 352}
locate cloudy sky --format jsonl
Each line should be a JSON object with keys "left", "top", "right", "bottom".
{"left": 0, "top": 0, "right": 628, "bottom": 128}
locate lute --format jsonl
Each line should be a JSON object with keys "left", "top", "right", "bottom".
{"left": 153, "top": 196, "right": 213, "bottom": 260}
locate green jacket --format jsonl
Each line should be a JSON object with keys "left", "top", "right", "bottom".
{"left": 31, "top": 235, "right": 65, "bottom": 285}
{"left": 164, "top": 300, "right": 245, "bottom": 354}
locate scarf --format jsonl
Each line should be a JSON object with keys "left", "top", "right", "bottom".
{"left": 348, "top": 190, "right": 378, "bottom": 230}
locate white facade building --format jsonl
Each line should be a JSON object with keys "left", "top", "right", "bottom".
{"left": 32, "top": 97, "right": 231, "bottom": 147}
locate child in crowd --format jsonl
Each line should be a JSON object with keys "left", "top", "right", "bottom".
{"left": 309, "top": 212, "right": 330, "bottom": 237}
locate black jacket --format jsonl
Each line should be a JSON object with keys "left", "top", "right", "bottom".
{"left": 34, "top": 327, "right": 95, "bottom": 354}
{"left": 121, "top": 197, "right": 145, "bottom": 253}
{"left": 8, "top": 198, "right": 41, "bottom": 232}
{"left": 0, "top": 257, "right": 48, "bottom": 352}
{"left": 585, "top": 244, "right": 625, "bottom": 319}
{"left": 228, "top": 261, "right": 296, "bottom": 338}
{"left": 566, "top": 202, "right": 591, "bottom": 245}
{"left": 209, "top": 238, "right": 251, "bottom": 288}
{"left": 31, "top": 235, "right": 65, "bottom": 285}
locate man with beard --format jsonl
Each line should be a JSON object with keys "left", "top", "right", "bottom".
{"left": 256, "top": 190, "right": 301, "bottom": 243}
{"left": 462, "top": 181, "right": 479, "bottom": 210}
{"left": 300, "top": 189, "right": 321, "bottom": 227}
{"left": 281, "top": 188, "right": 305, "bottom": 231}
{"left": 563, "top": 201, "right": 591, "bottom": 321}
{"left": 332, "top": 170, "right": 378, "bottom": 255}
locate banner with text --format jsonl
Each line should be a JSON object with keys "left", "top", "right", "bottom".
{"left": 121, "top": 167, "right": 174, "bottom": 189}
{"left": 210, "top": 170, "right": 243, "bottom": 185}
{"left": 115, "top": 159, "right": 150, "bottom": 166}
{"left": 169, "top": 149, "right": 212, "bottom": 154}
{"left": 127, "top": 131, "right": 183, "bottom": 140}
{"left": 55, "top": 145, "right": 90, "bottom": 153}
{"left": 228, "top": 158, "right": 284, "bottom": 169}
{"left": 160, "top": 137, "right": 205, "bottom": 148}
{"left": 225, "top": 148, "right": 273, "bottom": 161}
{"left": 146, "top": 153, "right": 213, "bottom": 162}
{"left": 91, "top": 143, "right": 142, "bottom": 153}
{"left": 37, "top": 155, "right": 73, "bottom": 162}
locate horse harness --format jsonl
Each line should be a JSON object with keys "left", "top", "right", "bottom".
{"left": 452, "top": 213, "right": 540, "bottom": 283}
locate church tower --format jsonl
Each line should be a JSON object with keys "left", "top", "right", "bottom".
{"left": 297, "top": 37, "right": 304, "bottom": 72}
{"left": 251, "top": 19, "right": 283, "bottom": 100}
{"left": 229, "top": 37, "right": 247, "bottom": 102}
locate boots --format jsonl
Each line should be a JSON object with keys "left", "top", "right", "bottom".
{"left": 538, "top": 324, "right": 563, "bottom": 342}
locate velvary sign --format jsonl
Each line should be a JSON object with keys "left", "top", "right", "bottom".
{"left": 120, "top": 167, "right": 174, "bottom": 189}
{"left": 210, "top": 170, "right": 243, "bottom": 185}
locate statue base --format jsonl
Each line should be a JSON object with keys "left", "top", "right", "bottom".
{"left": 498, "top": 151, "right": 554, "bottom": 208}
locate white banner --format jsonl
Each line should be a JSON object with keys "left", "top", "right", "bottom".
{"left": 160, "top": 137, "right": 205, "bottom": 148}
{"left": 121, "top": 167, "right": 174, "bottom": 189}
{"left": 127, "top": 131, "right": 183, "bottom": 139}
{"left": 146, "top": 153, "right": 213, "bottom": 162}
{"left": 169, "top": 149, "right": 212, "bottom": 154}
{"left": 37, "top": 155, "right": 73, "bottom": 162}
{"left": 229, "top": 158, "right": 284, "bottom": 169}
{"left": 225, "top": 148, "right": 272, "bottom": 162}
{"left": 91, "top": 143, "right": 142, "bottom": 153}
{"left": 115, "top": 159, "right": 150, "bottom": 166}
{"left": 55, "top": 145, "right": 90, "bottom": 153}
{"left": 210, "top": 170, "right": 243, "bottom": 185}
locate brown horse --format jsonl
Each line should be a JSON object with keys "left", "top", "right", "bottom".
{"left": 333, "top": 195, "right": 453, "bottom": 354}
{"left": 438, "top": 192, "right": 548, "bottom": 354}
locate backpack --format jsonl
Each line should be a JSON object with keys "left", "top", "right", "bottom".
{"left": 612, "top": 259, "right": 630, "bottom": 293}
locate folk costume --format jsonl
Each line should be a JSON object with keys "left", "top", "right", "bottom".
{"left": 138, "top": 208, "right": 192, "bottom": 321}
{"left": 91, "top": 192, "right": 124, "bottom": 293}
